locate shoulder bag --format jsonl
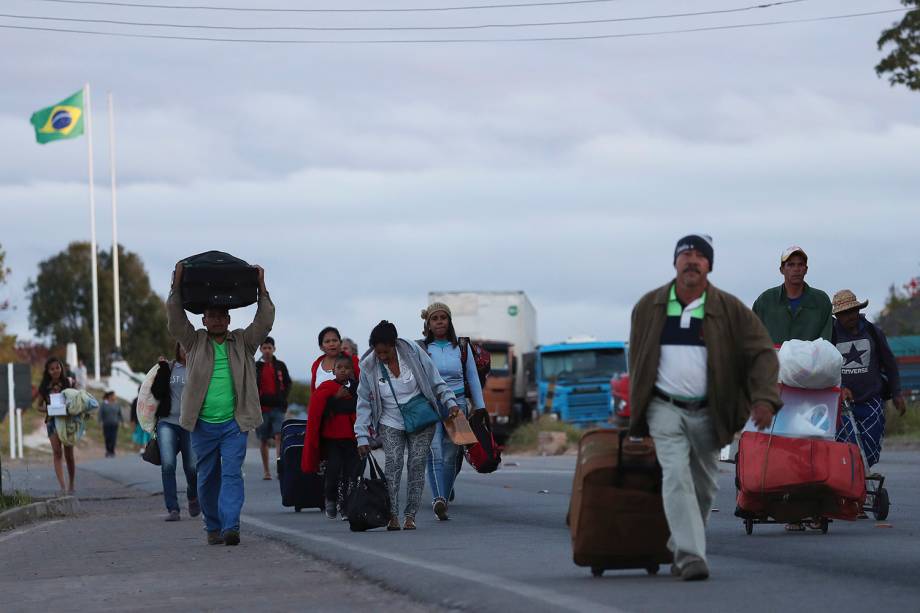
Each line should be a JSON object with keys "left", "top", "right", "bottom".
{"left": 379, "top": 363, "right": 440, "bottom": 433}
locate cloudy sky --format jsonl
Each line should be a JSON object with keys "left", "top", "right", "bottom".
{"left": 1, "top": 0, "right": 918, "bottom": 380}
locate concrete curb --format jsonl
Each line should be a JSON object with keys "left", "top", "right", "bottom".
{"left": 0, "top": 496, "right": 80, "bottom": 532}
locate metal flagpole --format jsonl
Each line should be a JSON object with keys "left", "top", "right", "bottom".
{"left": 85, "top": 83, "right": 102, "bottom": 381}
{"left": 107, "top": 92, "right": 122, "bottom": 355}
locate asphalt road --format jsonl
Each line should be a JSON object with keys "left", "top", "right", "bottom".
{"left": 75, "top": 446, "right": 920, "bottom": 613}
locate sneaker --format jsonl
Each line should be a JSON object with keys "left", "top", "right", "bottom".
{"left": 680, "top": 560, "right": 710, "bottom": 581}
{"left": 386, "top": 516, "right": 401, "bottom": 531}
{"left": 165, "top": 510, "right": 180, "bottom": 522}
{"left": 188, "top": 498, "right": 201, "bottom": 518}
{"left": 433, "top": 498, "right": 449, "bottom": 521}
{"left": 223, "top": 530, "right": 240, "bottom": 546}
{"left": 324, "top": 500, "right": 337, "bottom": 520}
{"left": 403, "top": 516, "right": 417, "bottom": 530}
{"left": 207, "top": 531, "right": 224, "bottom": 545}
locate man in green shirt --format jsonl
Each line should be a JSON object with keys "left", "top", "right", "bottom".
{"left": 167, "top": 262, "right": 275, "bottom": 546}
{"left": 752, "top": 246, "right": 832, "bottom": 345}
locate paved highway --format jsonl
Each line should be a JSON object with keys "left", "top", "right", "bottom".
{"left": 78, "top": 448, "right": 920, "bottom": 613}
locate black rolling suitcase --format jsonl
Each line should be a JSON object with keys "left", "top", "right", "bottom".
{"left": 277, "top": 418, "right": 325, "bottom": 512}
{"left": 180, "top": 250, "right": 259, "bottom": 314}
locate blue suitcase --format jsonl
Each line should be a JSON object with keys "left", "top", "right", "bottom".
{"left": 277, "top": 418, "right": 324, "bottom": 512}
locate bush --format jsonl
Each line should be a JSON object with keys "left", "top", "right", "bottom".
{"left": 884, "top": 400, "right": 920, "bottom": 439}
{"left": 506, "top": 416, "right": 583, "bottom": 452}
{"left": 0, "top": 490, "right": 32, "bottom": 511}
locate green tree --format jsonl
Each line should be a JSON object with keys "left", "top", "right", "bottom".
{"left": 0, "top": 244, "right": 16, "bottom": 361}
{"left": 27, "top": 242, "right": 171, "bottom": 373}
{"left": 876, "top": 274, "right": 920, "bottom": 335}
{"left": 876, "top": 1, "right": 920, "bottom": 91}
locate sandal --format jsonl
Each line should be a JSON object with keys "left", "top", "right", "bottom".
{"left": 386, "top": 516, "right": 401, "bottom": 531}
{"left": 403, "top": 516, "right": 417, "bottom": 530}
{"left": 785, "top": 522, "right": 806, "bottom": 532}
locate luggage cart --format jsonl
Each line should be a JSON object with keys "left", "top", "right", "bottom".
{"left": 841, "top": 400, "right": 890, "bottom": 520}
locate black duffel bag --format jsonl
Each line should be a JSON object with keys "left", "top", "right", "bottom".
{"left": 181, "top": 250, "right": 259, "bottom": 314}
{"left": 347, "top": 454, "right": 391, "bottom": 532}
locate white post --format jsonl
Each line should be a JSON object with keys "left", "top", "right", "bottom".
{"left": 107, "top": 92, "right": 122, "bottom": 354}
{"left": 15, "top": 408, "right": 23, "bottom": 460}
{"left": 7, "top": 364, "right": 15, "bottom": 460}
{"left": 85, "top": 83, "right": 102, "bottom": 381}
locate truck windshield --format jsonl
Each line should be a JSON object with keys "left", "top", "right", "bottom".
{"left": 541, "top": 349, "right": 626, "bottom": 382}
{"left": 489, "top": 352, "right": 510, "bottom": 375}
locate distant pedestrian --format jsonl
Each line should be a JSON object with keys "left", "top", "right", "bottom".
{"left": 35, "top": 357, "right": 77, "bottom": 494}
{"left": 628, "top": 234, "right": 780, "bottom": 581}
{"left": 73, "top": 360, "right": 88, "bottom": 390}
{"left": 151, "top": 344, "right": 201, "bottom": 522}
{"left": 341, "top": 338, "right": 359, "bottom": 358}
{"left": 355, "top": 321, "right": 461, "bottom": 531}
{"left": 418, "top": 302, "right": 485, "bottom": 521}
{"left": 302, "top": 355, "right": 360, "bottom": 519}
{"left": 99, "top": 390, "right": 123, "bottom": 457}
{"left": 131, "top": 397, "right": 151, "bottom": 453}
{"left": 832, "top": 290, "right": 906, "bottom": 468}
{"left": 311, "top": 327, "right": 360, "bottom": 392}
{"left": 256, "top": 336, "right": 292, "bottom": 480}
{"left": 752, "top": 245, "right": 833, "bottom": 345}
{"left": 167, "top": 261, "right": 275, "bottom": 546}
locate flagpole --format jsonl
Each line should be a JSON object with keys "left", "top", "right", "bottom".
{"left": 85, "top": 83, "right": 102, "bottom": 382}
{"left": 107, "top": 92, "right": 122, "bottom": 356}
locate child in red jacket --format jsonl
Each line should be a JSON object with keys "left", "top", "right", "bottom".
{"left": 302, "top": 355, "right": 359, "bottom": 519}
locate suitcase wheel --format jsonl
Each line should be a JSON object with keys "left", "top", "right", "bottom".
{"left": 294, "top": 507, "right": 302, "bottom": 513}
{"left": 820, "top": 518, "right": 829, "bottom": 534}
{"left": 744, "top": 518, "right": 754, "bottom": 535}
{"left": 873, "top": 488, "right": 890, "bottom": 521}
{"left": 591, "top": 567, "right": 604, "bottom": 578}
{"left": 646, "top": 564, "right": 659, "bottom": 575}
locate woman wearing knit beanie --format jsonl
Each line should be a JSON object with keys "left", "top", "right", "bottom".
{"left": 419, "top": 302, "right": 486, "bottom": 521}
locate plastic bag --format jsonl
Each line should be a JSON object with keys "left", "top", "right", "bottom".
{"left": 778, "top": 339, "right": 843, "bottom": 389}
{"left": 136, "top": 364, "right": 161, "bottom": 433}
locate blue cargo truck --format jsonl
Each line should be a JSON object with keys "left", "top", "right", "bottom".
{"left": 529, "top": 339, "right": 628, "bottom": 426}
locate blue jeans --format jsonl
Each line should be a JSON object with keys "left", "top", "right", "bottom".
{"left": 191, "top": 419, "right": 248, "bottom": 534}
{"left": 157, "top": 421, "right": 198, "bottom": 513}
{"left": 426, "top": 397, "right": 466, "bottom": 503}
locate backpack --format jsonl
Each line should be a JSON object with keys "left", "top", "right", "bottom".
{"left": 831, "top": 320, "right": 892, "bottom": 401}
{"left": 458, "top": 337, "right": 491, "bottom": 395}
{"left": 464, "top": 408, "right": 502, "bottom": 473}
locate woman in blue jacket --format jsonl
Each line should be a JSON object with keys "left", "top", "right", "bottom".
{"left": 419, "top": 302, "right": 486, "bottom": 521}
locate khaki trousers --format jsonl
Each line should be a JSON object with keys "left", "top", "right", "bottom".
{"left": 647, "top": 397, "right": 721, "bottom": 568}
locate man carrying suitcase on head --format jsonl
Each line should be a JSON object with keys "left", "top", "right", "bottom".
{"left": 628, "top": 235, "right": 781, "bottom": 581}
{"left": 167, "top": 261, "right": 275, "bottom": 546}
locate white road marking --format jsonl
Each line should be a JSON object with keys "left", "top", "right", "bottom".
{"left": 242, "top": 514, "right": 629, "bottom": 613}
{"left": 0, "top": 519, "right": 63, "bottom": 543}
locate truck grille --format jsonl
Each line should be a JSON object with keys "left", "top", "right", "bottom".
{"left": 565, "top": 392, "right": 610, "bottom": 424}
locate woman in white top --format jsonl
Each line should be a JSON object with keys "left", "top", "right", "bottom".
{"left": 355, "top": 321, "right": 460, "bottom": 531}
{"left": 311, "top": 326, "right": 360, "bottom": 392}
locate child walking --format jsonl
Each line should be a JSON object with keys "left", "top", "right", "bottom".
{"left": 302, "top": 355, "right": 360, "bottom": 519}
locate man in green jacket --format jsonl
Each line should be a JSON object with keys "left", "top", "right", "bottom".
{"left": 167, "top": 262, "right": 274, "bottom": 547}
{"left": 629, "top": 234, "right": 780, "bottom": 582}
{"left": 752, "top": 246, "right": 832, "bottom": 345}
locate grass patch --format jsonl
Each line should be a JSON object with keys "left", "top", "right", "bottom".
{"left": 506, "top": 416, "right": 584, "bottom": 453}
{"left": 0, "top": 490, "right": 32, "bottom": 511}
{"left": 884, "top": 400, "right": 920, "bottom": 441}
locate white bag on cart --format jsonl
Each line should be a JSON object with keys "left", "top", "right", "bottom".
{"left": 778, "top": 339, "right": 843, "bottom": 389}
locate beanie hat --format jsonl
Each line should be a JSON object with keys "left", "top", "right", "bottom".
{"left": 421, "top": 302, "right": 452, "bottom": 322}
{"left": 674, "top": 234, "right": 714, "bottom": 270}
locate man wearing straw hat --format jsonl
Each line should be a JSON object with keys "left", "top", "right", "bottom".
{"left": 832, "top": 289, "right": 906, "bottom": 467}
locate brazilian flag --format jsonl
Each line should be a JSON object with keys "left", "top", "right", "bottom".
{"left": 30, "top": 89, "right": 85, "bottom": 144}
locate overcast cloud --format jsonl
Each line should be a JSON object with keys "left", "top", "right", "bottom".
{"left": 1, "top": 0, "right": 918, "bottom": 380}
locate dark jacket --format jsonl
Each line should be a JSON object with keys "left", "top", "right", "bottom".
{"left": 752, "top": 282, "right": 833, "bottom": 345}
{"left": 832, "top": 316, "right": 901, "bottom": 403}
{"left": 628, "top": 281, "right": 782, "bottom": 447}
{"left": 151, "top": 360, "right": 173, "bottom": 418}
{"left": 256, "top": 357, "right": 292, "bottom": 410}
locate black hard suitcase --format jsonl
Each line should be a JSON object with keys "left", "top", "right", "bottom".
{"left": 180, "top": 250, "right": 259, "bottom": 314}
{"left": 277, "top": 418, "right": 325, "bottom": 512}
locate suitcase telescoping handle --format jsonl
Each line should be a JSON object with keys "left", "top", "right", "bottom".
{"left": 614, "top": 430, "right": 662, "bottom": 489}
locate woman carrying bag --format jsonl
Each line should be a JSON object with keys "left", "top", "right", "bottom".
{"left": 355, "top": 321, "right": 461, "bottom": 531}
{"left": 419, "top": 302, "right": 486, "bottom": 521}
{"left": 150, "top": 344, "right": 200, "bottom": 522}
